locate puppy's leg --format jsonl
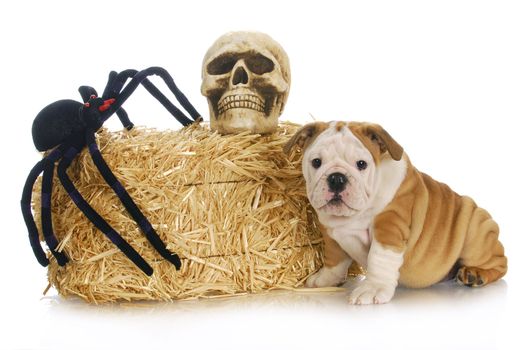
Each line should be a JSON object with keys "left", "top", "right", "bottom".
{"left": 457, "top": 204, "right": 507, "bottom": 287}
{"left": 348, "top": 240, "right": 404, "bottom": 305}
{"left": 306, "top": 230, "right": 351, "bottom": 287}
{"left": 348, "top": 209, "right": 407, "bottom": 305}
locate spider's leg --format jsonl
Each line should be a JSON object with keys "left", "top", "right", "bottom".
{"left": 41, "top": 158, "right": 69, "bottom": 266}
{"left": 21, "top": 159, "right": 49, "bottom": 266}
{"left": 106, "top": 67, "right": 200, "bottom": 126}
{"left": 144, "top": 67, "right": 201, "bottom": 121}
{"left": 103, "top": 70, "right": 137, "bottom": 99}
{"left": 85, "top": 131, "right": 182, "bottom": 270}
{"left": 115, "top": 108, "right": 134, "bottom": 130}
{"left": 56, "top": 145, "right": 153, "bottom": 276}
{"left": 99, "top": 69, "right": 143, "bottom": 125}
{"left": 99, "top": 71, "right": 135, "bottom": 130}
{"left": 21, "top": 147, "right": 67, "bottom": 266}
{"left": 140, "top": 78, "right": 195, "bottom": 126}
{"left": 111, "top": 66, "right": 194, "bottom": 125}
{"left": 101, "top": 71, "right": 118, "bottom": 98}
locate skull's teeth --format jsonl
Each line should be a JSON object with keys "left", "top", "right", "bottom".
{"left": 218, "top": 94, "right": 265, "bottom": 114}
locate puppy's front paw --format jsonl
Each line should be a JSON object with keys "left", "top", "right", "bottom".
{"left": 348, "top": 280, "right": 395, "bottom": 305}
{"left": 306, "top": 266, "right": 346, "bottom": 288}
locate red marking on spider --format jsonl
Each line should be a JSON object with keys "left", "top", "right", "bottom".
{"left": 98, "top": 98, "right": 116, "bottom": 112}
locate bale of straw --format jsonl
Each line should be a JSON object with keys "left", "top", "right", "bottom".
{"left": 33, "top": 122, "right": 361, "bottom": 303}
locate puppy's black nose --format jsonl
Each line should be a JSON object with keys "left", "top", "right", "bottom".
{"left": 327, "top": 172, "right": 348, "bottom": 193}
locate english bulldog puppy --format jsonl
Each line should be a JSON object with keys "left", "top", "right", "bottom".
{"left": 284, "top": 121, "right": 507, "bottom": 304}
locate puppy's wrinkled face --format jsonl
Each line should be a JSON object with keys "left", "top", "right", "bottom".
{"left": 302, "top": 122, "right": 377, "bottom": 217}
{"left": 284, "top": 121, "right": 403, "bottom": 217}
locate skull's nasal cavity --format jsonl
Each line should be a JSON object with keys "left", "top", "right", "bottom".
{"left": 232, "top": 66, "right": 249, "bottom": 85}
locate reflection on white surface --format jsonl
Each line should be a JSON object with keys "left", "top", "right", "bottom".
{"left": 39, "top": 277, "right": 508, "bottom": 314}
{"left": 4, "top": 278, "right": 517, "bottom": 350}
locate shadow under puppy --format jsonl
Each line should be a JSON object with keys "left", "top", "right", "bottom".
{"left": 284, "top": 121, "right": 507, "bottom": 305}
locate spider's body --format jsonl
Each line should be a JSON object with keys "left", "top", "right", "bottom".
{"left": 33, "top": 96, "right": 117, "bottom": 151}
{"left": 32, "top": 100, "right": 86, "bottom": 152}
{"left": 21, "top": 67, "right": 201, "bottom": 276}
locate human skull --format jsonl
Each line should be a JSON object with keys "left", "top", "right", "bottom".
{"left": 201, "top": 31, "right": 291, "bottom": 134}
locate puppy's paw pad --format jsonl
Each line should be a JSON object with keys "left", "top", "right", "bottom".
{"left": 348, "top": 281, "right": 394, "bottom": 305}
{"left": 456, "top": 266, "right": 487, "bottom": 287}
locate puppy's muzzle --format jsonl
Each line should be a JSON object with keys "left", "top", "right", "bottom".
{"left": 327, "top": 172, "right": 348, "bottom": 193}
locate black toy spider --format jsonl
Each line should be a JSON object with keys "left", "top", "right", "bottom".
{"left": 21, "top": 67, "right": 201, "bottom": 276}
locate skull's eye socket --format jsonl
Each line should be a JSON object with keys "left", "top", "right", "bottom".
{"left": 311, "top": 158, "right": 322, "bottom": 169}
{"left": 245, "top": 53, "right": 274, "bottom": 75}
{"left": 207, "top": 54, "right": 238, "bottom": 75}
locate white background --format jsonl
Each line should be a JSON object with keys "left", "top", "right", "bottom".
{"left": 1, "top": 0, "right": 522, "bottom": 349}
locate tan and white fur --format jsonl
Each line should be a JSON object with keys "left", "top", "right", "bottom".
{"left": 284, "top": 121, "right": 507, "bottom": 305}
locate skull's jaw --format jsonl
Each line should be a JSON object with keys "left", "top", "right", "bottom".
{"left": 208, "top": 89, "right": 281, "bottom": 134}
{"left": 218, "top": 93, "right": 266, "bottom": 114}
{"left": 210, "top": 107, "right": 278, "bottom": 134}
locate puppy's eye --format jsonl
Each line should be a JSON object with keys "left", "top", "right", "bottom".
{"left": 356, "top": 160, "right": 367, "bottom": 170}
{"left": 311, "top": 158, "right": 322, "bottom": 169}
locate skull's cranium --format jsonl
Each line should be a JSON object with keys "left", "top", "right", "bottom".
{"left": 201, "top": 31, "right": 291, "bottom": 134}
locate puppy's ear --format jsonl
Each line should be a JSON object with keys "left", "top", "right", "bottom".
{"left": 284, "top": 122, "right": 329, "bottom": 154}
{"left": 350, "top": 122, "right": 403, "bottom": 161}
